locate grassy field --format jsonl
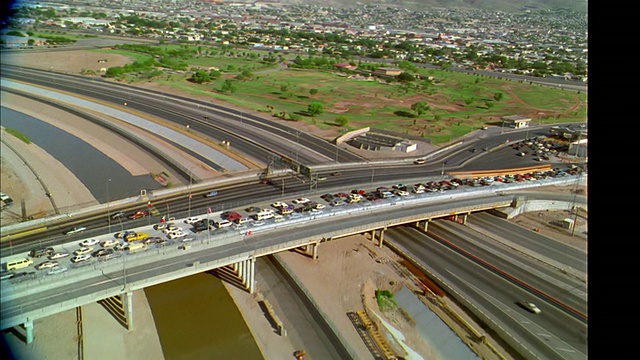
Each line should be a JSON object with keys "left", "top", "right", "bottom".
{"left": 100, "top": 46, "right": 587, "bottom": 144}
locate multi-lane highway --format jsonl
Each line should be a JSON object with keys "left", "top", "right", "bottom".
{"left": 386, "top": 218, "right": 587, "bottom": 360}
{"left": 0, "top": 63, "right": 587, "bottom": 359}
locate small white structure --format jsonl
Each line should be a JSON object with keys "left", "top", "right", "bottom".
{"left": 395, "top": 141, "right": 417, "bottom": 153}
{"left": 501, "top": 115, "right": 531, "bottom": 129}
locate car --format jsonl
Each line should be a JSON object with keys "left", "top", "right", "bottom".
{"left": 129, "top": 211, "right": 148, "bottom": 220}
{"left": 245, "top": 206, "right": 260, "bottom": 213}
{"left": 115, "top": 230, "right": 134, "bottom": 239}
{"left": 79, "top": 238, "right": 99, "bottom": 247}
{"left": 168, "top": 231, "right": 187, "bottom": 239}
{"left": 292, "top": 198, "right": 310, "bottom": 205}
{"left": 74, "top": 247, "right": 94, "bottom": 256}
{"left": 35, "top": 260, "right": 59, "bottom": 270}
{"left": 144, "top": 237, "right": 163, "bottom": 245}
{"left": 259, "top": 178, "right": 271, "bottom": 185}
{"left": 321, "top": 194, "right": 334, "bottom": 201}
{"left": 71, "top": 254, "right": 92, "bottom": 263}
{"left": 64, "top": 226, "right": 87, "bottom": 235}
{"left": 271, "top": 201, "right": 288, "bottom": 209}
{"left": 222, "top": 211, "right": 242, "bottom": 222}
{"left": 29, "top": 247, "right": 55, "bottom": 258}
{"left": 213, "top": 220, "right": 233, "bottom": 229}
{"left": 470, "top": 148, "right": 478, "bottom": 153}
{"left": 49, "top": 251, "right": 70, "bottom": 260}
{"left": 313, "top": 203, "right": 326, "bottom": 210}
{"left": 481, "top": 126, "right": 489, "bottom": 130}
{"left": 413, "top": 158, "right": 426, "bottom": 165}
{"left": 110, "top": 211, "right": 126, "bottom": 220}
{"left": 192, "top": 220, "right": 210, "bottom": 232}
{"left": 520, "top": 301, "right": 541, "bottom": 314}
{"left": 395, "top": 190, "right": 409, "bottom": 197}
{"left": 330, "top": 172, "right": 342, "bottom": 176}
{"left": 153, "top": 223, "right": 168, "bottom": 230}
{"left": 335, "top": 192, "right": 349, "bottom": 198}
{"left": 330, "top": 199, "right": 345, "bottom": 206}
{"left": 184, "top": 216, "right": 201, "bottom": 224}
{"left": 162, "top": 225, "right": 180, "bottom": 234}
{"left": 92, "top": 249, "right": 114, "bottom": 258}
{"left": 204, "top": 190, "right": 218, "bottom": 198}
{"left": 101, "top": 239, "right": 119, "bottom": 248}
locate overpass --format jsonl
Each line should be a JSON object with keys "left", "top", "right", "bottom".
{"left": 0, "top": 175, "right": 585, "bottom": 344}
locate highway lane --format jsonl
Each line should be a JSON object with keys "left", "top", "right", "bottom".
{"left": 426, "top": 220, "right": 587, "bottom": 316}
{"left": 385, "top": 226, "right": 587, "bottom": 360}
{"left": 1, "top": 65, "right": 364, "bottom": 165}
{"left": 466, "top": 212, "right": 587, "bottom": 274}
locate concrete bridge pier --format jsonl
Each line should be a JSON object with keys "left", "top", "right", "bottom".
{"left": 234, "top": 258, "right": 256, "bottom": 294}
{"left": 371, "top": 227, "right": 387, "bottom": 248}
{"left": 25, "top": 319, "right": 33, "bottom": 344}
{"left": 123, "top": 290, "right": 134, "bottom": 330}
{"left": 301, "top": 242, "right": 319, "bottom": 260}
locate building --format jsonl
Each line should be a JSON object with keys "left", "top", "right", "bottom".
{"left": 501, "top": 115, "right": 531, "bottom": 129}
{"left": 373, "top": 67, "right": 402, "bottom": 77}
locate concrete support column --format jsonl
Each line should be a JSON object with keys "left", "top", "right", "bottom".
{"left": 123, "top": 291, "right": 134, "bottom": 331}
{"left": 238, "top": 260, "right": 245, "bottom": 281}
{"left": 423, "top": 220, "right": 429, "bottom": 232}
{"left": 24, "top": 320, "right": 34, "bottom": 344}
{"left": 312, "top": 242, "right": 318, "bottom": 260}
{"left": 461, "top": 213, "right": 469, "bottom": 224}
{"left": 379, "top": 227, "right": 386, "bottom": 248}
{"left": 370, "top": 229, "right": 376, "bottom": 241}
{"left": 248, "top": 258, "right": 256, "bottom": 294}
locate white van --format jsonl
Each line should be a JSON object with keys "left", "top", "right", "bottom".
{"left": 255, "top": 210, "right": 274, "bottom": 221}
{"left": 214, "top": 220, "right": 232, "bottom": 228}
{"left": 6, "top": 258, "right": 33, "bottom": 271}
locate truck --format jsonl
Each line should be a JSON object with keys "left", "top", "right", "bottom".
{"left": 125, "top": 232, "right": 148, "bottom": 243}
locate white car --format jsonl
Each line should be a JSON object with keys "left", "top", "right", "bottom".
{"left": 313, "top": 203, "right": 326, "bottom": 210}
{"left": 162, "top": 225, "right": 180, "bottom": 234}
{"left": 101, "top": 239, "right": 119, "bottom": 248}
{"left": 520, "top": 301, "right": 542, "bottom": 314}
{"left": 49, "top": 251, "right": 70, "bottom": 260}
{"left": 74, "top": 247, "right": 94, "bottom": 256}
{"left": 395, "top": 190, "right": 410, "bottom": 197}
{"left": 412, "top": 187, "right": 425, "bottom": 194}
{"left": 64, "top": 226, "right": 87, "bottom": 235}
{"left": 292, "top": 198, "right": 310, "bottom": 205}
{"left": 168, "top": 231, "right": 187, "bottom": 239}
{"left": 153, "top": 223, "right": 168, "bottom": 230}
{"left": 184, "top": 217, "right": 201, "bottom": 224}
{"left": 71, "top": 254, "right": 91, "bottom": 263}
{"left": 271, "top": 201, "right": 288, "bottom": 209}
{"left": 36, "top": 260, "right": 59, "bottom": 270}
{"left": 79, "top": 238, "right": 99, "bottom": 247}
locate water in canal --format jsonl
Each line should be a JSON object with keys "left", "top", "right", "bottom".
{"left": 144, "top": 272, "right": 263, "bottom": 360}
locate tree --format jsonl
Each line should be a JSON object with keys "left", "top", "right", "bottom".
{"left": 397, "top": 72, "right": 415, "bottom": 82}
{"left": 307, "top": 102, "right": 324, "bottom": 117}
{"left": 220, "top": 79, "right": 237, "bottom": 93}
{"left": 494, "top": 92, "right": 504, "bottom": 101}
{"left": 335, "top": 115, "right": 349, "bottom": 127}
{"left": 309, "top": 88, "right": 318, "bottom": 95}
{"left": 411, "top": 102, "right": 429, "bottom": 117}
{"left": 190, "top": 70, "right": 210, "bottom": 84}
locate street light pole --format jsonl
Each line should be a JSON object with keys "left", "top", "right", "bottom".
{"left": 107, "top": 178, "right": 112, "bottom": 233}
{"left": 188, "top": 168, "right": 193, "bottom": 218}
{"left": 295, "top": 131, "right": 300, "bottom": 163}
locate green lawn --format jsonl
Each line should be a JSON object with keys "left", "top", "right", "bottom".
{"left": 102, "top": 45, "right": 587, "bottom": 144}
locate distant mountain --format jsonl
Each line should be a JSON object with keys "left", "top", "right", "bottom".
{"left": 273, "top": 0, "right": 587, "bottom": 13}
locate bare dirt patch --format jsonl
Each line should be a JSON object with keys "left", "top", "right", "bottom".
{"left": 1, "top": 50, "right": 133, "bottom": 74}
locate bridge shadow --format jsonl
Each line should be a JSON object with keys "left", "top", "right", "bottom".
{"left": 205, "top": 267, "right": 247, "bottom": 292}
{"left": 97, "top": 295, "right": 129, "bottom": 329}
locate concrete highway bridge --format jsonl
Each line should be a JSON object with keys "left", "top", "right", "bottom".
{"left": 0, "top": 176, "right": 584, "bottom": 344}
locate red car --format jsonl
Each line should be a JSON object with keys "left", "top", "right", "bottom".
{"left": 223, "top": 211, "right": 242, "bottom": 222}
{"left": 335, "top": 192, "right": 349, "bottom": 198}
{"left": 129, "top": 211, "right": 148, "bottom": 220}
